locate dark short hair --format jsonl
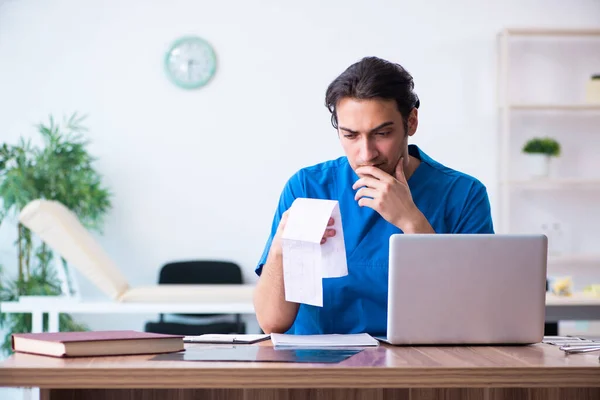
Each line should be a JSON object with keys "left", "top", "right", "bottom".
{"left": 325, "top": 56, "right": 420, "bottom": 130}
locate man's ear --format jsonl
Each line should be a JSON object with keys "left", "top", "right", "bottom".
{"left": 407, "top": 108, "right": 418, "bottom": 137}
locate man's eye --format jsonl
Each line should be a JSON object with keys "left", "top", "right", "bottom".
{"left": 344, "top": 134, "right": 357, "bottom": 139}
{"left": 376, "top": 131, "right": 390, "bottom": 136}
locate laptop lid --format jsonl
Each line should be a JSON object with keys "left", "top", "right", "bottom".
{"left": 385, "top": 234, "right": 547, "bottom": 345}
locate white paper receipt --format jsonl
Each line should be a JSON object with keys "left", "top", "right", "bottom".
{"left": 281, "top": 198, "right": 348, "bottom": 307}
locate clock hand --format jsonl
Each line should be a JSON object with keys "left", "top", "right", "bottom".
{"left": 187, "top": 60, "right": 194, "bottom": 80}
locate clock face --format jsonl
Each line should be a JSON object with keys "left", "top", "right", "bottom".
{"left": 164, "top": 36, "right": 217, "bottom": 89}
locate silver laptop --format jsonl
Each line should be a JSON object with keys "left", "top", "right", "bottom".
{"left": 379, "top": 234, "right": 547, "bottom": 345}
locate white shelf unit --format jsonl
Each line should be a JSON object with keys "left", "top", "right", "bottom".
{"left": 497, "top": 28, "right": 600, "bottom": 270}
{"left": 549, "top": 254, "right": 600, "bottom": 265}
{"left": 547, "top": 254, "right": 600, "bottom": 278}
{"left": 504, "top": 179, "right": 600, "bottom": 190}
{"left": 509, "top": 104, "right": 600, "bottom": 111}
{"left": 501, "top": 28, "right": 600, "bottom": 36}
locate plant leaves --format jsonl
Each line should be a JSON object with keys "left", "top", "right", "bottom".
{"left": 0, "top": 112, "right": 110, "bottom": 353}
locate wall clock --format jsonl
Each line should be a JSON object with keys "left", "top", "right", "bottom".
{"left": 164, "top": 36, "right": 217, "bottom": 89}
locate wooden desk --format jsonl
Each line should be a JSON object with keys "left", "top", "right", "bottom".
{"left": 1, "top": 342, "right": 599, "bottom": 400}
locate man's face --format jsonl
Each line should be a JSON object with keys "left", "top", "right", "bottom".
{"left": 336, "top": 97, "right": 418, "bottom": 176}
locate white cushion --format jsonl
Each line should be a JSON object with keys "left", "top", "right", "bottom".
{"left": 118, "top": 284, "right": 255, "bottom": 303}
{"left": 19, "top": 200, "right": 129, "bottom": 300}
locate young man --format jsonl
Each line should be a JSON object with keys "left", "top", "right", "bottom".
{"left": 253, "top": 56, "right": 494, "bottom": 335}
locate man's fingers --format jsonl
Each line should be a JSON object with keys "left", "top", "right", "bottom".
{"left": 328, "top": 217, "right": 334, "bottom": 226}
{"left": 277, "top": 210, "right": 290, "bottom": 234}
{"left": 355, "top": 165, "right": 389, "bottom": 181}
{"left": 352, "top": 176, "right": 383, "bottom": 191}
{"left": 321, "top": 228, "right": 336, "bottom": 244}
{"left": 357, "top": 197, "right": 375, "bottom": 209}
{"left": 354, "top": 187, "right": 377, "bottom": 201}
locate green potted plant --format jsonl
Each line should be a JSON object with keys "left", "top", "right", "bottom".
{"left": 522, "top": 137, "right": 561, "bottom": 178}
{"left": 0, "top": 113, "right": 112, "bottom": 355}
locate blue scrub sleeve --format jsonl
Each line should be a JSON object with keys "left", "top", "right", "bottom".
{"left": 452, "top": 181, "right": 495, "bottom": 234}
{"left": 255, "top": 170, "right": 305, "bottom": 276}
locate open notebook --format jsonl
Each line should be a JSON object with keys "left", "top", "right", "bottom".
{"left": 18, "top": 199, "right": 255, "bottom": 303}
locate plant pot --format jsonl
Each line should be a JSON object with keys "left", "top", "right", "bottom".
{"left": 526, "top": 153, "right": 551, "bottom": 178}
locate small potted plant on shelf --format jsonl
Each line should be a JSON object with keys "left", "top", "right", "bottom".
{"left": 522, "top": 137, "right": 561, "bottom": 178}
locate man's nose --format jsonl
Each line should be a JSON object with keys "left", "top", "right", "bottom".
{"left": 358, "top": 138, "right": 378, "bottom": 162}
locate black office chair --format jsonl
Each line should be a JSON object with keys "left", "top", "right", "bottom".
{"left": 144, "top": 260, "right": 246, "bottom": 335}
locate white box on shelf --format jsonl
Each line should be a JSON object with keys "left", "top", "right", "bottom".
{"left": 585, "top": 77, "right": 600, "bottom": 104}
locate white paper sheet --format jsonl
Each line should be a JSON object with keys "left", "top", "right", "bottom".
{"left": 183, "top": 334, "right": 270, "bottom": 344}
{"left": 281, "top": 198, "right": 348, "bottom": 307}
{"left": 271, "top": 333, "right": 379, "bottom": 347}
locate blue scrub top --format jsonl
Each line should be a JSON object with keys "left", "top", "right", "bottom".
{"left": 255, "top": 144, "right": 494, "bottom": 335}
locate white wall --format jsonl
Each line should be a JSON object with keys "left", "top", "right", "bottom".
{"left": 1, "top": 1, "right": 599, "bottom": 395}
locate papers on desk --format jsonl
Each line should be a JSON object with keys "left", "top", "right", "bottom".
{"left": 271, "top": 333, "right": 379, "bottom": 347}
{"left": 542, "top": 336, "right": 599, "bottom": 345}
{"left": 542, "top": 336, "right": 600, "bottom": 354}
{"left": 282, "top": 198, "right": 348, "bottom": 307}
{"left": 183, "top": 334, "right": 270, "bottom": 344}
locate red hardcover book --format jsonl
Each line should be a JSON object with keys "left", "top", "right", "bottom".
{"left": 11, "top": 330, "right": 184, "bottom": 358}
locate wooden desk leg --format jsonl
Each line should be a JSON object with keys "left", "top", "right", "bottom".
{"left": 40, "top": 387, "right": 600, "bottom": 400}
